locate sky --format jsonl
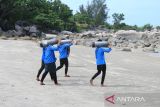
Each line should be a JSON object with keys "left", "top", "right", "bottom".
{"left": 60, "top": 0, "right": 160, "bottom": 26}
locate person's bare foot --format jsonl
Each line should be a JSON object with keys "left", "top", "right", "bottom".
{"left": 90, "top": 79, "right": 94, "bottom": 86}
{"left": 55, "top": 83, "right": 61, "bottom": 86}
{"left": 65, "top": 75, "right": 70, "bottom": 77}
{"left": 40, "top": 82, "right": 45, "bottom": 85}
{"left": 101, "top": 84, "right": 107, "bottom": 87}
{"left": 36, "top": 78, "right": 40, "bottom": 81}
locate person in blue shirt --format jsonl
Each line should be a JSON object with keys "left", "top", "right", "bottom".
{"left": 56, "top": 41, "right": 73, "bottom": 77}
{"left": 90, "top": 40, "right": 112, "bottom": 87}
{"left": 40, "top": 44, "right": 59, "bottom": 85}
{"left": 36, "top": 38, "right": 57, "bottom": 81}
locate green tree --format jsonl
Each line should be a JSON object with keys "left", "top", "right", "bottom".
{"left": 112, "top": 13, "right": 124, "bottom": 25}
{"left": 156, "top": 26, "right": 160, "bottom": 30}
{"left": 112, "top": 13, "right": 125, "bottom": 30}
{"left": 46, "top": 0, "right": 73, "bottom": 31}
{"left": 0, "top": 0, "right": 46, "bottom": 30}
{"left": 0, "top": 0, "right": 75, "bottom": 31}
{"left": 92, "top": 0, "right": 108, "bottom": 26}
{"left": 142, "top": 24, "right": 153, "bottom": 31}
{"left": 75, "top": 0, "right": 108, "bottom": 28}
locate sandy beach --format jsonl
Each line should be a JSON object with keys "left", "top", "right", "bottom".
{"left": 0, "top": 40, "right": 160, "bottom": 107}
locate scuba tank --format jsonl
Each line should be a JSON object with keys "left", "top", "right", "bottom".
{"left": 92, "top": 41, "right": 109, "bottom": 48}
{"left": 40, "top": 38, "right": 58, "bottom": 47}
{"left": 42, "top": 33, "right": 57, "bottom": 40}
{"left": 60, "top": 39, "right": 72, "bottom": 44}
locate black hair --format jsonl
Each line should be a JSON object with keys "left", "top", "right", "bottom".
{"left": 61, "top": 38, "right": 66, "bottom": 40}
{"left": 97, "top": 39, "right": 102, "bottom": 41}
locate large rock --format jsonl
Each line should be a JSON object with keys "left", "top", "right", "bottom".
{"left": 143, "top": 47, "right": 155, "bottom": 53}
{"left": 29, "top": 26, "right": 38, "bottom": 33}
{"left": 79, "top": 31, "right": 96, "bottom": 39}
{"left": 143, "top": 41, "right": 151, "bottom": 47}
{"left": 15, "top": 25, "right": 23, "bottom": 32}
{"left": 15, "top": 24, "right": 24, "bottom": 36}
{"left": 141, "top": 33, "right": 148, "bottom": 40}
{"left": 149, "top": 32, "right": 160, "bottom": 44}
{"left": 48, "top": 30, "right": 59, "bottom": 34}
{"left": 24, "top": 26, "right": 30, "bottom": 35}
{"left": 15, "top": 20, "right": 30, "bottom": 35}
{"left": 115, "top": 30, "right": 142, "bottom": 41}
{"left": 121, "top": 41, "right": 129, "bottom": 47}
{"left": 30, "top": 33, "right": 37, "bottom": 37}
{"left": 140, "top": 31, "right": 160, "bottom": 48}
{"left": 95, "top": 31, "right": 108, "bottom": 37}
{"left": 75, "top": 38, "right": 97, "bottom": 47}
{"left": 154, "top": 47, "right": 160, "bottom": 53}
{"left": 121, "top": 48, "right": 132, "bottom": 52}
{"left": 154, "top": 44, "right": 160, "bottom": 53}
{"left": 15, "top": 31, "right": 23, "bottom": 36}
{"left": 24, "top": 26, "right": 30, "bottom": 31}
{"left": 1, "top": 30, "right": 17, "bottom": 38}
{"left": 61, "top": 31, "right": 73, "bottom": 35}
{"left": 14, "top": 21, "right": 40, "bottom": 37}
{"left": 7, "top": 30, "right": 17, "bottom": 37}
{"left": 29, "top": 26, "right": 39, "bottom": 37}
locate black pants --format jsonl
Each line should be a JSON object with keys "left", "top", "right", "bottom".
{"left": 56, "top": 58, "right": 68, "bottom": 75}
{"left": 37, "top": 60, "right": 53, "bottom": 80}
{"left": 41, "top": 62, "right": 57, "bottom": 84}
{"left": 91, "top": 64, "right": 106, "bottom": 85}
{"left": 37, "top": 60, "right": 45, "bottom": 78}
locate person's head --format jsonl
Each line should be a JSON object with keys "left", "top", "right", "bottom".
{"left": 50, "top": 38, "right": 56, "bottom": 41}
{"left": 107, "top": 43, "right": 112, "bottom": 48}
{"left": 97, "top": 39, "right": 102, "bottom": 42}
{"left": 61, "top": 38, "right": 66, "bottom": 40}
{"left": 105, "top": 43, "right": 110, "bottom": 48}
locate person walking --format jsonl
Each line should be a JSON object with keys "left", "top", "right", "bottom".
{"left": 40, "top": 44, "right": 59, "bottom": 85}
{"left": 90, "top": 40, "right": 112, "bottom": 87}
{"left": 56, "top": 41, "right": 73, "bottom": 77}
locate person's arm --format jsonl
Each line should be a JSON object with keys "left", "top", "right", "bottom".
{"left": 102, "top": 47, "right": 112, "bottom": 53}
{"left": 49, "top": 45, "right": 59, "bottom": 51}
{"left": 63, "top": 43, "right": 73, "bottom": 48}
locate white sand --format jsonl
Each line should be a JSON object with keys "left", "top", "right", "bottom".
{"left": 0, "top": 40, "right": 160, "bottom": 107}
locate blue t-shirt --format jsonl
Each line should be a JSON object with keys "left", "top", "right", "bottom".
{"left": 44, "top": 45, "right": 58, "bottom": 64}
{"left": 58, "top": 43, "right": 72, "bottom": 59}
{"left": 95, "top": 47, "right": 112, "bottom": 65}
{"left": 41, "top": 48, "right": 45, "bottom": 61}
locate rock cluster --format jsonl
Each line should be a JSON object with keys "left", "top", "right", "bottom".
{"left": 1, "top": 23, "right": 160, "bottom": 53}
{"left": 65, "top": 30, "right": 160, "bottom": 53}
{"left": 0, "top": 21, "right": 40, "bottom": 38}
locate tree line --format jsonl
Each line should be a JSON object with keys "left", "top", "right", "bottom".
{"left": 0, "top": 0, "right": 75, "bottom": 31}
{"left": 0, "top": 0, "right": 159, "bottom": 32}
